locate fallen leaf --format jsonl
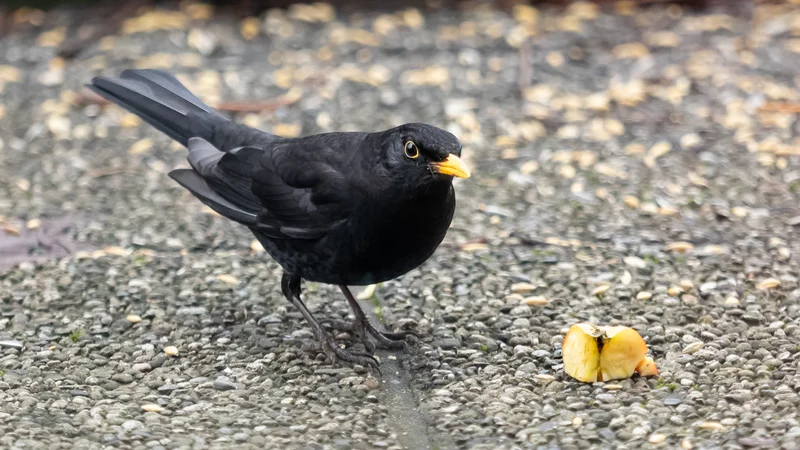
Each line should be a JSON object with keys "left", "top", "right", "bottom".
{"left": 756, "top": 278, "right": 780, "bottom": 290}
{"left": 216, "top": 274, "right": 239, "bottom": 285}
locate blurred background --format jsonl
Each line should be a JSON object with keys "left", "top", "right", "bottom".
{"left": 1, "top": 1, "right": 800, "bottom": 449}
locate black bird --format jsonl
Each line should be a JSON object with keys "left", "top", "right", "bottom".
{"left": 88, "top": 69, "right": 470, "bottom": 369}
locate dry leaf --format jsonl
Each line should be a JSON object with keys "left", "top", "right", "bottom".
{"left": 216, "top": 274, "right": 240, "bottom": 285}
{"left": 756, "top": 278, "right": 780, "bottom": 290}
{"left": 128, "top": 138, "right": 153, "bottom": 155}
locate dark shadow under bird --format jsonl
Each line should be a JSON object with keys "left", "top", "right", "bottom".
{"left": 88, "top": 69, "right": 470, "bottom": 370}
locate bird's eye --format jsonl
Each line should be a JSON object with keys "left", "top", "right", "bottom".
{"left": 404, "top": 141, "right": 419, "bottom": 159}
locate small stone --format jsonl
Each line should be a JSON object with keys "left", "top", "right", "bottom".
{"left": 121, "top": 420, "right": 142, "bottom": 431}
{"left": 572, "top": 416, "right": 583, "bottom": 427}
{"left": 604, "top": 384, "right": 623, "bottom": 390}
{"left": 636, "top": 291, "right": 652, "bottom": 301}
{"left": 363, "top": 378, "right": 379, "bottom": 390}
{"left": 435, "top": 338, "right": 461, "bottom": 350}
{"left": 176, "top": 307, "right": 206, "bottom": 316}
{"left": 112, "top": 373, "right": 134, "bottom": 384}
{"left": 0, "top": 340, "right": 23, "bottom": 349}
{"left": 158, "top": 384, "right": 178, "bottom": 394}
{"left": 126, "top": 315, "right": 142, "bottom": 323}
{"left": 214, "top": 377, "right": 237, "bottom": 391}
{"left": 649, "top": 433, "right": 667, "bottom": 444}
{"left": 681, "top": 294, "right": 698, "bottom": 305}
{"left": 681, "top": 439, "right": 693, "bottom": 449}
{"left": 679, "top": 279, "right": 694, "bottom": 290}
{"left": 534, "top": 374, "right": 555, "bottom": 384}
{"left": 141, "top": 404, "right": 164, "bottom": 413}
{"left": 164, "top": 346, "right": 179, "bottom": 357}
{"left": 699, "top": 282, "right": 717, "bottom": 294}
{"left": 132, "top": 363, "right": 152, "bottom": 373}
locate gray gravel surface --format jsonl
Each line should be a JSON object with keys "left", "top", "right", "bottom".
{"left": 1, "top": 1, "right": 800, "bottom": 449}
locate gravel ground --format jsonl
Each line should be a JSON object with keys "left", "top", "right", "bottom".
{"left": 2, "top": 1, "right": 800, "bottom": 449}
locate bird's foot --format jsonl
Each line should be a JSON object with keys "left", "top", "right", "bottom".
{"left": 320, "top": 317, "right": 419, "bottom": 352}
{"left": 317, "top": 329, "right": 380, "bottom": 372}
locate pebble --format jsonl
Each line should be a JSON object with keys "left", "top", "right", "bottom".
{"left": 158, "top": 384, "right": 179, "bottom": 394}
{"left": 214, "top": 377, "right": 238, "bottom": 391}
{"left": 132, "top": 363, "right": 152, "bottom": 372}
{"left": 176, "top": 307, "right": 207, "bottom": 316}
{"left": 163, "top": 346, "right": 179, "bottom": 356}
{"left": 648, "top": 433, "right": 667, "bottom": 444}
{"left": 434, "top": 338, "right": 461, "bottom": 350}
{"left": 0, "top": 340, "right": 23, "bottom": 349}
{"left": 534, "top": 374, "right": 554, "bottom": 384}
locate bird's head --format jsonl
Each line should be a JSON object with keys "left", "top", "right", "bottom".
{"left": 380, "top": 123, "right": 470, "bottom": 187}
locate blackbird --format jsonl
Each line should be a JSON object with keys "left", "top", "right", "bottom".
{"left": 88, "top": 69, "right": 470, "bottom": 370}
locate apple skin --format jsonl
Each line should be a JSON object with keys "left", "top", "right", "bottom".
{"left": 635, "top": 357, "right": 659, "bottom": 376}
{"left": 562, "top": 324, "right": 601, "bottom": 382}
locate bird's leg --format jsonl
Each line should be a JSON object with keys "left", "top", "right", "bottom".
{"left": 326, "top": 285, "right": 419, "bottom": 351}
{"left": 280, "top": 274, "right": 379, "bottom": 371}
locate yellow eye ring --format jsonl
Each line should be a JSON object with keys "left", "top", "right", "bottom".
{"left": 404, "top": 141, "right": 419, "bottom": 159}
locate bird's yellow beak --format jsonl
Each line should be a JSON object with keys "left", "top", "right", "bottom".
{"left": 431, "top": 154, "right": 471, "bottom": 178}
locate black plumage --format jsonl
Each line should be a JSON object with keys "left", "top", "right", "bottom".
{"left": 88, "top": 69, "right": 470, "bottom": 369}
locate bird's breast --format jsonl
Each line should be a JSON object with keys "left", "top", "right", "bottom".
{"left": 339, "top": 184, "right": 456, "bottom": 284}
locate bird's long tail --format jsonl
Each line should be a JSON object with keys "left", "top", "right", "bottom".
{"left": 87, "top": 69, "right": 228, "bottom": 146}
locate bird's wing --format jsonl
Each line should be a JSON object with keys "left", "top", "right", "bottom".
{"left": 250, "top": 138, "right": 353, "bottom": 240}
{"left": 168, "top": 137, "right": 265, "bottom": 226}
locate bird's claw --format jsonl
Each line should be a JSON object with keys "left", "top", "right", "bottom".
{"left": 319, "top": 317, "right": 417, "bottom": 352}
{"left": 319, "top": 332, "right": 381, "bottom": 373}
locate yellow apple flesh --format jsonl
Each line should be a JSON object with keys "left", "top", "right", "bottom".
{"left": 599, "top": 327, "right": 648, "bottom": 381}
{"left": 561, "top": 323, "right": 658, "bottom": 383}
{"left": 562, "top": 323, "right": 601, "bottom": 382}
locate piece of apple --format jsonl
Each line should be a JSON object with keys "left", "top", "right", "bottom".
{"left": 635, "top": 356, "right": 659, "bottom": 376}
{"left": 562, "top": 323, "right": 602, "bottom": 382}
{"left": 598, "top": 326, "right": 648, "bottom": 381}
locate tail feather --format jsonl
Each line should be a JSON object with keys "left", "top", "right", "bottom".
{"left": 87, "top": 69, "right": 227, "bottom": 146}
{"left": 120, "top": 69, "right": 226, "bottom": 119}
